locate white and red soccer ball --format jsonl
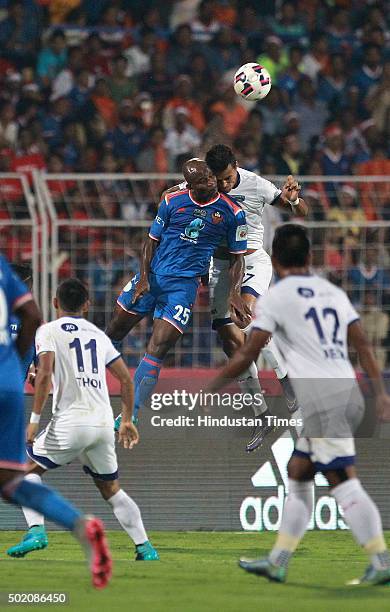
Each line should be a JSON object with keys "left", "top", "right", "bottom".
{"left": 233, "top": 63, "right": 272, "bottom": 101}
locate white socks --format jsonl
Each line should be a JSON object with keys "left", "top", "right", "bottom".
{"left": 238, "top": 361, "right": 267, "bottom": 416}
{"left": 107, "top": 489, "right": 148, "bottom": 545}
{"left": 269, "top": 479, "right": 314, "bottom": 567}
{"left": 332, "top": 478, "right": 389, "bottom": 569}
{"left": 22, "top": 473, "right": 45, "bottom": 528}
{"left": 261, "top": 337, "right": 287, "bottom": 379}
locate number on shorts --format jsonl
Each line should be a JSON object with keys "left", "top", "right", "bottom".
{"left": 69, "top": 338, "right": 99, "bottom": 373}
{"left": 173, "top": 305, "right": 191, "bottom": 325}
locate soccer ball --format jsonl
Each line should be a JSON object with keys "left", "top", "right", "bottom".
{"left": 233, "top": 63, "right": 272, "bottom": 101}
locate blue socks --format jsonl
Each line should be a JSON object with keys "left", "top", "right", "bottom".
{"left": 134, "top": 353, "right": 162, "bottom": 418}
{"left": 3, "top": 479, "right": 82, "bottom": 531}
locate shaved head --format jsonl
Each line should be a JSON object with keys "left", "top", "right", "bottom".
{"left": 182, "top": 158, "right": 218, "bottom": 203}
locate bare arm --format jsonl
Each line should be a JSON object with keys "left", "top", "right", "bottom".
{"left": 27, "top": 351, "right": 54, "bottom": 444}
{"left": 108, "top": 357, "right": 139, "bottom": 448}
{"left": 15, "top": 300, "right": 42, "bottom": 358}
{"left": 228, "top": 254, "right": 252, "bottom": 328}
{"left": 207, "top": 329, "right": 271, "bottom": 392}
{"left": 133, "top": 237, "right": 159, "bottom": 302}
{"left": 348, "top": 320, "right": 390, "bottom": 421}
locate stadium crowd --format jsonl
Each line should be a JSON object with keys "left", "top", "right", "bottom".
{"left": 0, "top": 0, "right": 390, "bottom": 366}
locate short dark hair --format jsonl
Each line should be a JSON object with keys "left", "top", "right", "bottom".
{"left": 56, "top": 278, "right": 88, "bottom": 312}
{"left": 205, "top": 144, "right": 236, "bottom": 174}
{"left": 272, "top": 224, "right": 310, "bottom": 267}
{"left": 12, "top": 263, "right": 32, "bottom": 283}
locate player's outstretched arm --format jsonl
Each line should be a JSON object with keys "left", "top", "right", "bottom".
{"left": 228, "top": 254, "right": 252, "bottom": 328}
{"left": 348, "top": 320, "right": 390, "bottom": 421}
{"left": 15, "top": 300, "right": 41, "bottom": 358}
{"left": 207, "top": 328, "right": 271, "bottom": 393}
{"left": 277, "top": 175, "right": 308, "bottom": 217}
{"left": 108, "top": 357, "right": 139, "bottom": 449}
{"left": 27, "top": 351, "right": 54, "bottom": 444}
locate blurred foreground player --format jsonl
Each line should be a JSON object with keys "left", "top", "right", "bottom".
{"left": 7, "top": 279, "right": 158, "bottom": 562}
{"left": 10, "top": 264, "right": 36, "bottom": 381}
{"left": 0, "top": 257, "right": 112, "bottom": 589}
{"left": 107, "top": 159, "right": 251, "bottom": 425}
{"left": 208, "top": 225, "right": 390, "bottom": 586}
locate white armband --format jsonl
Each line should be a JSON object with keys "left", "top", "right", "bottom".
{"left": 29, "top": 412, "right": 41, "bottom": 424}
{"left": 288, "top": 197, "right": 300, "bottom": 210}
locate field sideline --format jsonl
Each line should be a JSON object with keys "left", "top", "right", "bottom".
{"left": 0, "top": 531, "right": 389, "bottom": 611}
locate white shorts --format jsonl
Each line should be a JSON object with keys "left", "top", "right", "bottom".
{"left": 210, "top": 249, "right": 273, "bottom": 328}
{"left": 28, "top": 419, "right": 118, "bottom": 480}
{"left": 294, "top": 437, "right": 356, "bottom": 470}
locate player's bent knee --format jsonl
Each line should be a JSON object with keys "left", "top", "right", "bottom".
{"left": 324, "top": 467, "right": 354, "bottom": 488}
{"left": 287, "top": 455, "right": 315, "bottom": 481}
{"left": 94, "top": 478, "right": 120, "bottom": 500}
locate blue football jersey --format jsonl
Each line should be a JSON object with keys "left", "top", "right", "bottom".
{"left": 0, "top": 254, "right": 32, "bottom": 392}
{"left": 149, "top": 189, "right": 247, "bottom": 277}
{"left": 10, "top": 314, "right": 36, "bottom": 380}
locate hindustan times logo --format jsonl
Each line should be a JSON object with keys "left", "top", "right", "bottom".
{"left": 240, "top": 432, "right": 348, "bottom": 532}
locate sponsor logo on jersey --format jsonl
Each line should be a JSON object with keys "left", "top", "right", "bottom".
{"left": 233, "top": 195, "right": 245, "bottom": 202}
{"left": 61, "top": 323, "right": 78, "bottom": 333}
{"left": 155, "top": 216, "right": 164, "bottom": 225}
{"left": 193, "top": 208, "right": 207, "bottom": 218}
{"left": 236, "top": 224, "right": 248, "bottom": 241}
{"left": 298, "top": 287, "right": 315, "bottom": 298}
{"left": 183, "top": 218, "right": 205, "bottom": 240}
{"left": 240, "top": 432, "right": 347, "bottom": 531}
{"left": 212, "top": 211, "right": 223, "bottom": 224}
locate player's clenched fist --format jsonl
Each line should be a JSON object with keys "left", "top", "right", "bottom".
{"left": 281, "top": 175, "right": 301, "bottom": 203}
{"left": 119, "top": 420, "right": 139, "bottom": 449}
{"left": 133, "top": 277, "right": 150, "bottom": 302}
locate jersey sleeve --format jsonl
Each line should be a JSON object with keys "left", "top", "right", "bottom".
{"left": 149, "top": 198, "right": 170, "bottom": 241}
{"left": 2, "top": 256, "right": 32, "bottom": 312}
{"left": 105, "top": 337, "right": 121, "bottom": 367}
{"left": 178, "top": 181, "right": 187, "bottom": 190}
{"left": 251, "top": 292, "right": 278, "bottom": 334}
{"left": 226, "top": 210, "right": 248, "bottom": 254}
{"left": 257, "top": 176, "right": 282, "bottom": 206}
{"left": 35, "top": 324, "right": 55, "bottom": 356}
{"left": 344, "top": 293, "right": 360, "bottom": 326}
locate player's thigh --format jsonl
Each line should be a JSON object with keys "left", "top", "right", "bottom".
{"left": 79, "top": 427, "right": 118, "bottom": 483}
{"left": 242, "top": 250, "right": 273, "bottom": 300}
{"left": 0, "top": 390, "right": 27, "bottom": 474}
{"left": 28, "top": 421, "right": 87, "bottom": 470}
{"left": 296, "top": 437, "right": 356, "bottom": 484}
{"left": 154, "top": 276, "right": 199, "bottom": 335}
{"left": 217, "top": 323, "right": 245, "bottom": 357}
{"left": 210, "top": 258, "right": 231, "bottom": 328}
{"left": 288, "top": 444, "right": 316, "bottom": 481}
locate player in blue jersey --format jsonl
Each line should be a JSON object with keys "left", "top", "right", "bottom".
{"left": 10, "top": 264, "right": 36, "bottom": 380}
{"left": 106, "top": 159, "right": 251, "bottom": 424}
{"left": 0, "top": 254, "right": 112, "bottom": 589}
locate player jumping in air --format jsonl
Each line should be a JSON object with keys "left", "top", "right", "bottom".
{"left": 208, "top": 224, "right": 390, "bottom": 586}
{"left": 167, "top": 145, "right": 308, "bottom": 452}
{"left": 7, "top": 278, "right": 159, "bottom": 562}
{"left": 0, "top": 258, "right": 112, "bottom": 589}
{"left": 107, "top": 159, "right": 251, "bottom": 425}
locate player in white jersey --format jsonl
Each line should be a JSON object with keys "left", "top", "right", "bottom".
{"left": 7, "top": 279, "right": 159, "bottom": 562}
{"left": 208, "top": 224, "right": 390, "bottom": 586}
{"left": 167, "top": 145, "right": 308, "bottom": 451}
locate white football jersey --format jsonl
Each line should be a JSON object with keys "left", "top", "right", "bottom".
{"left": 179, "top": 168, "right": 281, "bottom": 250}
{"left": 35, "top": 317, "right": 120, "bottom": 426}
{"left": 252, "top": 275, "right": 359, "bottom": 379}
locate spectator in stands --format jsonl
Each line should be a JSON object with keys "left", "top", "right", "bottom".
{"left": 365, "top": 60, "right": 390, "bottom": 138}
{"left": 278, "top": 45, "right": 304, "bottom": 105}
{"left": 0, "top": 101, "right": 18, "bottom": 147}
{"left": 326, "top": 7, "right": 354, "bottom": 54}
{"left": 320, "top": 124, "right": 351, "bottom": 177}
{"left": 89, "top": 78, "right": 117, "bottom": 129}
{"left": 166, "top": 24, "right": 198, "bottom": 76}
{"left": 163, "top": 75, "right": 205, "bottom": 132}
{"left": 84, "top": 34, "right": 111, "bottom": 77}
{"left": 0, "top": 0, "right": 41, "bottom": 69}
{"left": 275, "top": 133, "right": 302, "bottom": 175}
{"left": 327, "top": 184, "right": 366, "bottom": 246}
{"left": 37, "top": 29, "right": 68, "bottom": 86}
{"left": 208, "top": 26, "right": 241, "bottom": 73}
{"left": 190, "top": 0, "right": 221, "bottom": 43}
{"left": 40, "top": 97, "right": 71, "bottom": 149}
{"left": 353, "top": 43, "right": 383, "bottom": 96}
{"left": 164, "top": 106, "right": 200, "bottom": 172}
{"left": 360, "top": 291, "right": 389, "bottom": 370}
{"left": 209, "top": 80, "right": 249, "bottom": 138}
{"left": 356, "top": 145, "right": 390, "bottom": 220}
{"left": 292, "top": 76, "right": 328, "bottom": 149}
{"left": 51, "top": 45, "right": 84, "bottom": 101}
{"left": 257, "top": 36, "right": 288, "bottom": 83}
{"left": 317, "top": 53, "right": 347, "bottom": 109}
{"left": 348, "top": 246, "right": 390, "bottom": 308}
{"left": 235, "top": 139, "right": 260, "bottom": 173}
{"left": 301, "top": 31, "right": 330, "bottom": 82}
{"left": 269, "top": 1, "right": 308, "bottom": 47}
{"left": 108, "top": 99, "right": 146, "bottom": 164}
{"left": 257, "top": 86, "right": 285, "bottom": 138}
{"left": 139, "top": 54, "right": 172, "bottom": 102}
{"left": 137, "top": 126, "right": 168, "bottom": 174}
{"left": 124, "top": 26, "right": 157, "bottom": 77}
{"left": 108, "top": 55, "right": 136, "bottom": 104}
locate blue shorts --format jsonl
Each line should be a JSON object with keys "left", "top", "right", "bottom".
{"left": 0, "top": 391, "right": 26, "bottom": 471}
{"left": 117, "top": 273, "right": 199, "bottom": 333}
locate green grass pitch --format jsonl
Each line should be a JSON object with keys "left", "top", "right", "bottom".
{"left": 1, "top": 531, "right": 389, "bottom": 611}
